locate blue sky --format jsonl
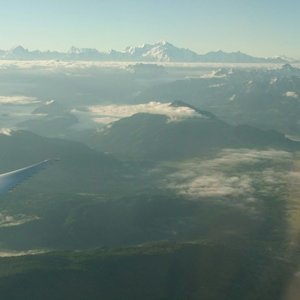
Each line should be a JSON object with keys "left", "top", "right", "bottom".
{"left": 0, "top": 0, "right": 299, "bottom": 58}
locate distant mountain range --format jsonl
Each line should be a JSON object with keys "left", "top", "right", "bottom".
{"left": 0, "top": 41, "right": 294, "bottom": 63}
{"left": 135, "top": 65, "right": 300, "bottom": 136}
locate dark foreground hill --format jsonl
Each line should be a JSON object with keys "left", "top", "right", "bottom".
{"left": 0, "top": 130, "right": 122, "bottom": 194}
{"left": 0, "top": 241, "right": 292, "bottom": 300}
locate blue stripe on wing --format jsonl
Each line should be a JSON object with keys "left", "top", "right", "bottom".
{"left": 0, "top": 160, "right": 54, "bottom": 195}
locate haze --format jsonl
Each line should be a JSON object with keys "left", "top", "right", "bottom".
{"left": 0, "top": 0, "right": 299, "bottom": 58}
{"left": 0, "top": 1, "right": 299, "bottom": 300}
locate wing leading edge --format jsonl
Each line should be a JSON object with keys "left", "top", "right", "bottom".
{"left": 0, "top": 160, "right": 53, "bottom": 195}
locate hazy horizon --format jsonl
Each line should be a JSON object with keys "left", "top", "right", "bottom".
{"left": 0, "top": 41, "right": 297, "bottom": 60}
{"left": 0, "top": 0, "right": 299, "bottom": 59}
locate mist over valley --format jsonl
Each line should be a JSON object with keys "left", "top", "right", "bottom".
{"left": 0, "top": 56, "right": 299, "bottom": 299}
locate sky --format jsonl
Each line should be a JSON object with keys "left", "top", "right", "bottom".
{"left": 0, "top": 0, "right": 299, "bottom": 58}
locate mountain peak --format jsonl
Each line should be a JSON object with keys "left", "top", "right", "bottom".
{"left": 170, "top": 101, "right": 216, "bottom": 119}
{"left": 156, "top": 40, "right": 173, "bottom": 47}
{"left": 281, "top": 63, "right": 296, "bottom": 71}
{"left": 170, "top": 100, "right": 198, "bottom": 110}
{"left": 9, "top": 45, "right": 28, "bottom": 54}
{"left": 68, "top": 46, "right": 81, "bottom": 54}
{"left": 159, "top": 40, "right": 168, "bottom": 46}
{"left": 68, "top": 46, "right": 100, "bottom": 55}
{"left": 33, "top": 100, "right": 68, "bottom": 115}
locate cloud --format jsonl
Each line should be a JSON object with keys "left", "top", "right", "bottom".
{"left": 0, "top": 128, "right": 12, "bottom": 136}
{"left": 0, "top": 60, "right": 287, "bottom": 71}
{"left": 176, "top": 149, "right": 291, "bottom": 173}
{"left": 229, "top": 94, "right": 236, "bottom": 102}
{"left": 270, "top": 77, "right": 278, "bottom": 85}
{"left": 209, "top": 83, "right": 225, "bottom": 88}
{"left": 167, "top": 149, "right": 292, "bottom": 203}
{"left": 46, "top": 100, "right": 55, "bottom": 105}
{"left": 0, "top": 211, "right": 39, "bottom": 228}
{"left": 88, "top": 101, "right": 203, "bottom": 124}
{"left": 0, "top": 95, "right": 40, "bottom": 105}
{"left": 0, "top": 250, "right": 47, "bottom": 257}
{"left": 0, "top": 60, "right": 131, "bottom": 71}
{"left": 174, "top": 173, "right": 254, "bottom": 198}
{"left": 284, "top": 91, "right": 299, "bottom": 99}
{"left": 201, "top": 68, "right": 229, "bottom": 79}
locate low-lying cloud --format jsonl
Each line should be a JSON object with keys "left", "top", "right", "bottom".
{"left": 88, "top": 101, "right": 202, "bottom": 124}
{"left": 0, "top": 60, "right": 284, "bottom": 71}
{"left": 175, "top": 173, "right": 254, "bottom": 198}
{"left": 284, "top": 91, "right": 299, "bottom": 99}
{"left": 0, "top": 128, "right": 12, "bottom": 136}
{"left": 0, "top": 211, "right": 39, "bottom": 228}
{"left": 0, "top": 60, "right": 131, "bottom": 71}
{"left": 0, "top": 95, "right": 39, "bottom": 105}
{"left": 168, "top": 149, "right": 293, "bottom": 203}
{"left": 0, "top": 249, "right": 47, "bottom": 257}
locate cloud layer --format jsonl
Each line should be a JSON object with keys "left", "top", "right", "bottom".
{"left": 0, "top": 95, "right": 39, "bottom": 105}
{"left": 88, "top": 101, "right": 202, "bottom": 124}
{"left": 0, "top": 211, "right": 39, "bottom": 228}
{"left": 0, "top": 249, "right": 47, "bottom": 257}
{"left": 168, "top": 149, "right": 293, "bottom": 204}
{"left": 284, "top": 91, "right": 299, "bottom": 99}
{"left": 0, "top": 128, "right": 12, "bottom": 136}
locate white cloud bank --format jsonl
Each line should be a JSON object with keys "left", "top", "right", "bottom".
{"left": 88, "top": 101, "right": 203, "bottom": 124}
{"left": 0, "top": 60, "right": 286, "bottom": 71}
{"left": 0, "top": 250, "right": 47, "bottom": 257}
{"left": 0, "top": 128, "right": 12, "bottom": 136}
{"left": 174, "top": 173, "right": 254, "bottom": 198}
{"left": 0, "top": 211, "right": 39, "bottom": 228}
{"left": 168, "top": 149, "right": 293, "bottom": 203}
{"left": 0, "top": 60, "right": 131, "bottom": 71}
{"left": 229, "top": 94, "right": 236, "bottom": 102}
{"left": 0, "top": 95, "right": 40, "bottom": 105}
{"left": 284, "top": 91, "right": 299, "bottom": 99}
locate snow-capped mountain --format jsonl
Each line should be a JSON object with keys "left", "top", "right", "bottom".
{"left": 0, "top": 42, "right": 293, "bottom": 63}
{"left": 3, "top": 45, "right": 64, "bottom": 60}
{"left": 124, "top": 41, "right": 199, "bottom": 62}
{"left": 3, "top": 45, "right": 34, "bottom": 59}
{"left": 67, "top": 47, "right": 107, "bottom": 60}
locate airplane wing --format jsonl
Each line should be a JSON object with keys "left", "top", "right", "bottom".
{"left": 0, "top": 160, "right": 53, "bottom": 195}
